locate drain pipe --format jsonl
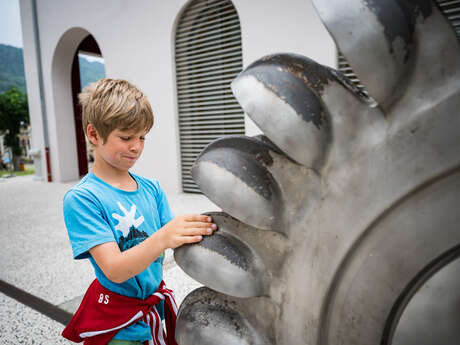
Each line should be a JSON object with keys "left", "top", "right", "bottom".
{"left": 30, "top": 0, "right": 52, "bottom": 182}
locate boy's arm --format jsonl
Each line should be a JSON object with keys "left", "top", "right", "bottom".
{"left": 89, "top": 214, "right": 216, "bottom": 284}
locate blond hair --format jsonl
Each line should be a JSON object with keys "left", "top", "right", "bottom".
{"left": 79, "top": 78, "right": 154, "bottom": 143}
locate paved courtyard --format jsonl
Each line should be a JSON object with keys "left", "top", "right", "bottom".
{"left": 0, "top": 175, "right": 217, "bottom": 344}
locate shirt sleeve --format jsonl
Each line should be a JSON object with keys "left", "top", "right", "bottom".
{"left": 153, "top": 181, "right": 175, "bottom": 227}
{"left": 63, "top": 189, "right": 116, "bottom": 260}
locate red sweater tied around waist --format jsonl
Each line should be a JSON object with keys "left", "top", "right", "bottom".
{"left": 62, "top": 279, "right": 178, "bottom": 345}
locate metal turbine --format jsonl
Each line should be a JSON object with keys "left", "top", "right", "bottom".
{"left": 174, "top": 0, "right": 460, "bottom": 344}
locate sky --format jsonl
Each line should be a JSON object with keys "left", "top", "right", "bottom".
{"left": 0, "top": 0, "right": 23, "bottom": 48}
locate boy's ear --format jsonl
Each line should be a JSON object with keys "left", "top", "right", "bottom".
{"left": 86, "top": 124, "right": 100, "bottom": 145}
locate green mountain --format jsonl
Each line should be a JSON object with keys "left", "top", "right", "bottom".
{"left": 0, "top": 44, "right": 26, "bottom": 94}
{"left": 78, "top": 55, "right": 106, "bottom": 89}
{"left": 0, "top": 44, "right": 105, "bottom": 94}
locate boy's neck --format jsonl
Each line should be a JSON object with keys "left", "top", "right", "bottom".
{"left": 91, "top": 158, "right": 137, "bottom": 192}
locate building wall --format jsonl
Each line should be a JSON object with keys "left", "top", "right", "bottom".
{"left": 20, "top": 0, "right": 47, "bottom": 180}
{"left": 19, "top": 0, "right": 335, "bottom": 200}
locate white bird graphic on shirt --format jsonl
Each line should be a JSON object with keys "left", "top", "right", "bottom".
{"left": 112, "top": 202, "right": 144, "bottom": 237}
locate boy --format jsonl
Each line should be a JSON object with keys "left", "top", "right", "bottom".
{"left": 62, "top": 78, "right": 216, "bottom": 345}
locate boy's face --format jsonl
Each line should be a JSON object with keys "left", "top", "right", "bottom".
{"left": 92, "top": 127, "right": 147, "bottom": 172}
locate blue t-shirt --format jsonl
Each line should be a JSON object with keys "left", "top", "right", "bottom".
{"left": 63, "top": 171, "right": 174, "bottom": 342}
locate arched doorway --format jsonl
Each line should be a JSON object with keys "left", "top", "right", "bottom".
{"left": 51, "top": 28, "right": 105, "bottom": 182}
{"left": 71, "top": 35, "right": 105, "bottom": 177}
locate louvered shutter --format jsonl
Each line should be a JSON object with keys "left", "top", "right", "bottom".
{"left": 437, "top": 0, "right": 460, "bottom": 38}
{"left": 175, "top": 0, "right": 244, "bottom": 193}
{"left": 337, "top": 0, "right": 460, "bottom": 100}
{"left": 337, "top": 51, "right": 369, "bottom": 96}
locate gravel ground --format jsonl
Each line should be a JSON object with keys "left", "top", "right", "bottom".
{"left": 0, "top": 294, "right": 73, "bottom": 345}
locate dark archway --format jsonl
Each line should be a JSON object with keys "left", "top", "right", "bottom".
{"left": 71, "top": 35, "right": 103, "bottom": 177}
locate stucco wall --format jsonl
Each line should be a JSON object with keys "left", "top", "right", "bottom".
{"left": 19, "top": 0, "right": 335, "bottom": 199}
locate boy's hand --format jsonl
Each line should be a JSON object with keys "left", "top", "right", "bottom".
{"left": 159, "top": 214, "right": 217, "bottom": 249}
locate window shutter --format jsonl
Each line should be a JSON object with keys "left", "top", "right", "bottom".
{"left": 437, "top": 0, "right": 460, "bottom": 38}
{"left": 337, "top": 51, "right": 369, "bottom": 96}
{"left": 175, "top": 0, "right": 244, "bottom": 193}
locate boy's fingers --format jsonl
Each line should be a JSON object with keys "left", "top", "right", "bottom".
{"left": 184, "top": 222, "right": 217, "bottom": 230}
{"left": 183, "top": 221, "right": 207, "bottom": 228}
{"left": 182, "top": 235, "right": 203, "bottom": 244}
{"left": 184, "top": 214, "right": 212, "bottom": 222}
{"left": 185, "top": 227, "right": 215, "bottom": 236}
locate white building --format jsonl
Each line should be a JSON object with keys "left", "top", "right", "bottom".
{"left": 19, "top": 0, "right": 338, "bottom": 200}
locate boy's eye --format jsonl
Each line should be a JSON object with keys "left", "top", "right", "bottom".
{"left": 140, "top": 136, "right": 145, "bottom": 141}
{"left": 120, "top": 136, "right": 131, "bottom": 141}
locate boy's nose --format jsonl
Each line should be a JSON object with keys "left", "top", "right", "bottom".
{"left": 130, "top": 141, "right": 142, "bottom": 152}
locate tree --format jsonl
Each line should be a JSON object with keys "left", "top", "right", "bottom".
{"left": 0, "top": 87, "right": 29, "bottom": 170}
